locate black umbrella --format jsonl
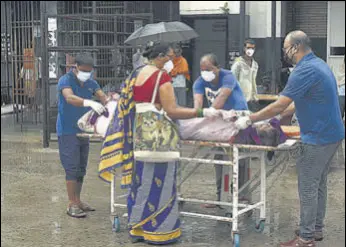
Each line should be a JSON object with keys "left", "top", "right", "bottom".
{"left": 125, "top": 21, "right": 199, "bottom": 46}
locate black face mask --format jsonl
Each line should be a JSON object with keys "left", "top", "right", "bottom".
{"left": 283, "top": 45, "right": 297, "bottom": 65}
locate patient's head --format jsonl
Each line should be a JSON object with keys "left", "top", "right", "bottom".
{"left": 256, "top": 124, "right": 281, "bottom": 147}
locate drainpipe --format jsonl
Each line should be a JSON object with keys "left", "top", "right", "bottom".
{"left": 239, "top": 1, "right": 246, "bottom": 55}
{"left": 271, "top": 1, "right": 277, "bottom": 93}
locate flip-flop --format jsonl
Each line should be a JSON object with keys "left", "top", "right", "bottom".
{"left": 67, "top": 205, "right": 87, "bottom": 218}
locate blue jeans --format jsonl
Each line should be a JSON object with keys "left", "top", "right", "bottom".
{"left": 174, "top": 87, "right": 187, "bottom": 107}
{"left": 58, "top": 135, "right": 90, "bottom": 181}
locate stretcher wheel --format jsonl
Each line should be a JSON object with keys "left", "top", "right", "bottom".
{"left": 112, "top": 216, "right": 120, "bottom": 232}
{"left": 233, "top": 233, "right": 240, "bottom": 247}
{"left": 255, "top": 220, "right": 265, "bottom": 233}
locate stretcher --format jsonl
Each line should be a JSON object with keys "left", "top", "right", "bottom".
{"left": 77, "top": 133, "right": 298, "bottom": 247}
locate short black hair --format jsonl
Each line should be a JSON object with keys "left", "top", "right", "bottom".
{"left": 142, "top": 42, "right": 172, "bottom": 60}
{"left": 244, "top": 39, "right": 256, "bottom": 47}
{"left": 75, "top": 53, "right": 94, "bottom": 67}
{"left": 201, "top": 53, "right": 220, "bottom": 67}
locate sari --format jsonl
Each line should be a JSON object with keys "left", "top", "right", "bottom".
{"left": 98, "top": 67, "right": 181, "bottom": 245}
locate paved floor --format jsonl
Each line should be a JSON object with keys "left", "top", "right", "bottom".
{"left": 1, "top": 116, "right": 345, "bottom": 247}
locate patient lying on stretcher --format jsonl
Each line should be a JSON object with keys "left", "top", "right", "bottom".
{"left": 78, "top": 96, "right": 287, "bottom": 147}
{"left": 178, "top": 110, "right": 287, "bottom": 147}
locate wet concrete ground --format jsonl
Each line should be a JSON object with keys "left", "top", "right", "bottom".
{"left": 1, "top": 116, "right": 345, "bottom": 247}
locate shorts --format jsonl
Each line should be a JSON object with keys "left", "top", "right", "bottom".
{"left": 58, "top": 135, "right": 90, "bottom": 181}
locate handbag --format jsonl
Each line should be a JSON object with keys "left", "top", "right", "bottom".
{"left": 133, "top": 70, "right": 181, "bottom": 162}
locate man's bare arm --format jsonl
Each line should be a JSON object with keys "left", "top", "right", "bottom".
{"left": 193, "top": 93, "right": 204, "bottom": 109}
{"left": 62, "top": 88, "right": 85, "bottom": 107}
{"left": 95, "top": 89, "right": 108, "bottom": 105}
{"left": 250, "top": 95, "right": 293, "bottom": 123}
{"left": 280, "top": 102, "right": 296, "bottom": 119}
{"left": 212, "top": 88, "right": 232, "bottom": 110}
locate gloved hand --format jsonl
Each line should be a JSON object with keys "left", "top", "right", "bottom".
{"left": 273, "top": 114, "right": 282, "bottom": 121}
{"left": 203, "top": 107, "right": 222, "bottom": 118}
{"left": 83, "top": 99, "right": 106, "bottom": 115}
{"left": 220, "top": 109, "right": 238, "bottom": 122}
{"left": 235, "top": 116, "right": 252, "bottom": 130}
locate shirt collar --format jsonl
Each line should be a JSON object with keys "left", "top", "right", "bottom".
{"left": 296, "top": 52, "right": 315, "bottom": 67}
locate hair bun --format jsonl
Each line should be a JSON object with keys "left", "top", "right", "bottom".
{"left": 142, "top": 46, "right": 153, "bottom": 59}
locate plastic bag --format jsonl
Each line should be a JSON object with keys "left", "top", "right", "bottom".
{"left": 77, "top": 94, "right": 119, "bottom": 138}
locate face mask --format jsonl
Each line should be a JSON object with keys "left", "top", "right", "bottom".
{"left": 163, "top": 60, "right": 174, "bottom": 73}
{"left": 245, "top": 48, "right": 255, "bottom": 57}
{"left": 284, "top": 46, "right": 297, "bottom": 65}
{"left": 201, "top": 71, "right": 216, "bottom": 82}
{"left": 77, "top": 71, "right": 92, "bottom": 82}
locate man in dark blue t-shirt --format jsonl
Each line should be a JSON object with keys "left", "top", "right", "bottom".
{"left": 57, "top": 53, "right": 107, "bottom": 218}
{"left": 236, "top": 31, "right": 345, "bottom": 247}
{"left": 193, "top": 53, "right": 249, "bottom": 207}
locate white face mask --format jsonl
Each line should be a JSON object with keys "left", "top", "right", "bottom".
{"left": 163, "top": 60, "right": 174, "bottom": 73}
{"left": 77, "top": 71, "right": 92, "bottom": 82}
{"left": 245, "top": 48, "right": 255, "bottom": 57}
{"left": 201, "top": 71, "right": 216, "bottom": 82}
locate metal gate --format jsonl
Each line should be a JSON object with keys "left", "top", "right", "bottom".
{"left": 1, "top": 1, "right": 12, "bottom": 106}
{"left": 40, "top": 1, "right": 154, "bottom": 147}
{"left": 10, "top": 1, "right": 41, "bottom": 125}
{"left": 1, "top": 1, "right": 42, "bottom": 125}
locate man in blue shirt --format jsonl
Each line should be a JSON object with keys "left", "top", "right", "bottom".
{"left": 57, "top": 53, "right": 107, "bottom": 218}
{"left": 193, "top": 53, "right": 249, "bottom": 207}
{"left": 236, "top": 31, "right": 345, "bottom": 247}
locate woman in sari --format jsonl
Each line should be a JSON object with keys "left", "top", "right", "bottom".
{"left": 99, "top": 43, "right": 220, "bottom": 245}
{"left": 130, "top": 43, "right": 224, "bottom": 244}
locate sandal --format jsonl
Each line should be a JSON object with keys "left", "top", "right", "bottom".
{"left": 67, "top": 204, "right": 87, "bottom": 218}
{"left": 79, "top": 202, "right": 96, "bottom": 212}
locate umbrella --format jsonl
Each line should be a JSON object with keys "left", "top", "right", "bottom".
{"left": 124, "top": 21, "right": 199, "bottom": 46}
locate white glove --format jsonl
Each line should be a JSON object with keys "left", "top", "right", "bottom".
{"left": 83, "top": 99, "right": 106, "bottom": 115}
{"left": 235, "top": 116, "right": 252, "bottom": 130}
{"left": 203, "top": 107, "right": 222, "bottom": 118}
{"left": 273, "top": 114, "right": 282, "bottom": 121}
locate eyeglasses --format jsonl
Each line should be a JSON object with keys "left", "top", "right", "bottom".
{"left": 282, "top": 45, "right": 295, "bottom": 53}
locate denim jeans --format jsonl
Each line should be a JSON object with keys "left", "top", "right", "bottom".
{"left": 297, "top": 141, "right": 341, "bottom": 240}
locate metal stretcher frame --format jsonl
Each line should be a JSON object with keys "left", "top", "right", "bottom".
{"left": 77, "top": 133, "right": 296, "bottom": 245}
{"left": 176, "top": 140, "right": 293, "bottom": 239}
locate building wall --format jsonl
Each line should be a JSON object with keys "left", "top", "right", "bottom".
{"left": 180, "top": 1, "right": 283, "bottom": 92}
{"left": 180, "top": 1, "right": 240, "bottom": 15}
{"left": 285, "top": 1, "right": 328, "bottom": 61}
{"left": 327, "top": 1, "right": 345, "bottom": 75}
{"left": 180, "top": 1, "right": 334, "bottom": 92}
{"left": 246, "top": 1, "right": 282, "bottom": 38}
{"left": 181, "top": 14, "right": 249, "bottom": 81}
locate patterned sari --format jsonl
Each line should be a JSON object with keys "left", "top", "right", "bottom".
{"left": 98, "top": 68, "right": 181, "bottom": 244}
